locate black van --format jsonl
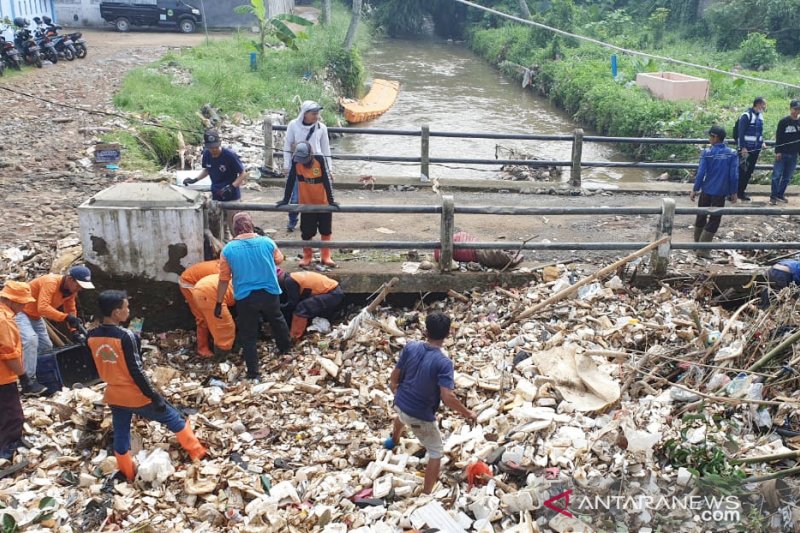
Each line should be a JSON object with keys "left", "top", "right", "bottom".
{"left": 99, "top": 0, "right": 202, "bottom": 33}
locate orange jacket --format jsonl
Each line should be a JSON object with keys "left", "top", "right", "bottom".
{"left": 179, "top": 260, "right": 219, "bottom": 288}
{"left": 290, "top": 272, "right": 339, "bottom": 295}
{"left": 0, "top": 303, "right": 22, "bottom": 386}
{"left": 22, "top": 274, "right": 78, "bottom": 322}
{"left": 193, "top": 274, "right": 235, "bottom": 307}
{"left": 87, "top": 324, "right": 159, "bottom": 408}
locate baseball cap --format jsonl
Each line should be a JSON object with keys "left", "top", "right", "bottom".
{"left": 707, "top": 125, "right": 726, "bottom": 140}
{"left": 68, "top": 265, "right": 95, "bottom": 289}
{"left": 204, "top": 129, "right": 221, "bottom": 149}
{"left": 0, "top": 281, "right": 35, "bottom": 304}
{"left": 292, "top": 142, "right": 313, "bottom": 164}
{"left": 305, "top": 101, "right": 323, "bottom": 113}
{"left": 791, "top": 100, "right": 800, "bottom": 109}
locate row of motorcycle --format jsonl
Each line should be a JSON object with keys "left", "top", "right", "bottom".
{"left": 1, "top": 16, "right": 88, "bottom": 75}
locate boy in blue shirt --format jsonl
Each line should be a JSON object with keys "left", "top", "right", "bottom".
{"left": 690, "top": 125, "right": 739, "bottom": 258}
{"left": 384, "top": 312, "right": 476, "bottom": 494}
{"left": 183, "top": 129, "right": 248, "bottom": 237}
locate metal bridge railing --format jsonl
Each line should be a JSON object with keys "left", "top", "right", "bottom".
{"left": 262, "top": 124, "right": 775, "bottom": 186}
{"left": 216, "top": 198, "right": 800, "bottom": 276}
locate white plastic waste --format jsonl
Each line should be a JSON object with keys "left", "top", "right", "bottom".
{"left": 307, "top": 317, "right": 331, "bottom": 334}
{"left": 136, "top": 448, "right": 175, "bottom": 487}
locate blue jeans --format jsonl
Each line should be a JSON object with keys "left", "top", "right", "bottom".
{"left": 15, "top": 314, "right": 53, "bottom": 379}
{"left": 111, "top": 402, "right": 186, "bottom": 454}
{"left": 287, "top": 182, "right": 299, "bottom": 228}
{"left": 771, "top": 153, "right": 798, "bottom": 199}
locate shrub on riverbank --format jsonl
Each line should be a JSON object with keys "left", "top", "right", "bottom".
{"left": 468, "top": 24, "right": 800, "bottom": 177}
{"left": 110, "top": 5, "right": 367, "bottom": 169}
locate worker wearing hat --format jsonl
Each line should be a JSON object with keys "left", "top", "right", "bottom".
{"left": 0, "top": 281, "right": 35, "bottom": 460}
{"left": 277, "top": 141, "right": 339, "bottom": 268}
{"left": 183, "top": 129, "right": 248, "bottom": 238}
{"left": 690, "top": 125, "right": 739, "bottom": 258}
{"left": 282, "top": 101, "right": 334, "bottom": 232}
{"left": 16, "top": 266, "right": 95, "bottom": 396}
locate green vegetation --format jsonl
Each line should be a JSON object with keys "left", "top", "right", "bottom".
{"left": 463, "top": 1, "right": 800, "bottom": 177}
{"left": 234, "top": 0, "right": 313, "bottom": 52}
{"left": 110, "top": 3, "right": 367, "bottom": 169}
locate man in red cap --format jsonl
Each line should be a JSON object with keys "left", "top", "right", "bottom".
{"left": 0, "top": 281, "right": 36, "bottom": 460}
{"left": 16, "top": 265, "right": 94, "bottom": 396}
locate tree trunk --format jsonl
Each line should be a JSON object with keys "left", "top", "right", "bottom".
{"left": 322, "top": 0, "right": 332, "bottom": 26}
{"left": 517, "top": 0, "right": 532, "bottom": 19}
{"left": 343, "top": 0, "right": 362, "bottom": 51}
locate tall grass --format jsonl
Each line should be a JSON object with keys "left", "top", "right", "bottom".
{"left": 111, "top": 3, "right": 368, "bottom": 167}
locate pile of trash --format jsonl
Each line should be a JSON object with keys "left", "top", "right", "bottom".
{"left": 2, "top": 264, "right": 800, "bottom": 532}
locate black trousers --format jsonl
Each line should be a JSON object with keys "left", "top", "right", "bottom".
{"left": 738, "top": 150, "right": 761, "bottom": 197}
{"left": 0, "top": 382, "right": 24, "bottom": 453}
{"left": 236, "top": 290, "right": 291, "bottom": 376}
{"left": 295, "top": 287, "right": 345, "bottom": 319}
{"left": 695, "top": 192, "right": 726, "bottom": 234}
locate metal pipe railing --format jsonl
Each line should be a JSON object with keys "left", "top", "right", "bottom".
{"left": 217, "top": 198, "right": 800, "bottom": 276}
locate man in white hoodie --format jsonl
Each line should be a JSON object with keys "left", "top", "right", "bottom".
{"left": 282, "top": 101, "right": 333, "bottom": 231}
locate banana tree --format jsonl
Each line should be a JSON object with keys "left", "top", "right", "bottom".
{"left": 235, "top": 1, "right": 314, "bottom": 52}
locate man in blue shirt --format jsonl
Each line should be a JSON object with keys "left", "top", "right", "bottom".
{"left": 183, "top": 129, "right": 248, "bottom": 237}
{"left": 216, "top": 213, "right": 291, "bottom": 381}
{"left": 690, "top": 125, "right": 739, "bottom": 258}
{"left": 384, "top": 312, "right": 476, "bottom": 494}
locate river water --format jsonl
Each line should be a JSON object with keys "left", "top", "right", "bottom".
{"left": 332, "top": 37, "right": 652, "bottom": 185}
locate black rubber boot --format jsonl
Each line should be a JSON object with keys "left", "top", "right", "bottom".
{"left": 18, "top": 374, "right": 47, "bottom": 397}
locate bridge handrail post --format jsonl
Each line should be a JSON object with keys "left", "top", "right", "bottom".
{"left": 570, "top": 128, "right": 583, "bottom": 187}
{"left": 650, "top": 197, "right": 676, "bottom": 275}
{"left": 421, "top": 124, "right": 430, "bottom": 180}
{"left": 439, "top": 195, "right": 455, "bottom": 272}
{"left": 263, "top": 120, "right": 274, "bottom": 170}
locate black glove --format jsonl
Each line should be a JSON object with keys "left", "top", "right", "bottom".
{"left": 329, "top": 201, "right": 340, "bottom": 209}
{"left": 182, "top": 177, "right": 196, "bottom": 186}
{"left": 71, "top": 331, "right": 86, "bottom": 345}
{"left": 219, "top": 185, "right": 236, "bottom": 201}
{"left": 214, "top": 302, "right": 223, "bottom": 319}
{"left": 152, "top": 396, "right": 167, "bottom": 413}
{"left": 65, "top": 314, "right": 82, "bottom": 329}
{"left": 275, "top": 199, "right": 289, "bottom": 207}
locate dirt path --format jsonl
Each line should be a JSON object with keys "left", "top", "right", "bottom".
{"left": 0, "top": 29, "right": 228, "bottom": 273}
{"left": 1, "top": 29, "right": 798, "bottom": 280}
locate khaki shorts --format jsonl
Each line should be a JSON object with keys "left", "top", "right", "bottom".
{"left": 395, "top": 406, "right": 444, "bottom": 459}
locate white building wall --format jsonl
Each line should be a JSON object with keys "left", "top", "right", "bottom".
{"left": 1, "top": 0, "right": 56, "bottom": 39}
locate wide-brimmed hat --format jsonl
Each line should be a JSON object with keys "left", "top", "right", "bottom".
{"left": 0, "top": 281, "right": 35, "bottom": 304}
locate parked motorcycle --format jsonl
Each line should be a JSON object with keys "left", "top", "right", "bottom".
{"left": 34, "top": 17, "right": 75, "bottom": 61}
{"left": 42, "top": 16, "right": 87, "bottom": 59}
{"left": 0, "top": 34, "right": 22, "bottom": 71}
{"left": 30, "top": 18, "right": 58, "bottom": 64}
{"left": 12, "top": 18, "right": 42, "bottom": 68}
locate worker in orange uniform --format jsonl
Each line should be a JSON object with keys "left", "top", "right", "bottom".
{"left": 17, "top": 265, "right": 95, "bottom": 396}
{"left": 179, "top": 260, "right": 219, "bottom": 357}
{"left": 0, "top": 281, "right": 36, "bottom": 460}
{"left": 192, "top": 274, "right": 235, "bottom": 358}
{"left": 277, "top": 269, "right": 344, "bottom": 341}
{"left": 276, "top": 141, "right": 339, "bottom": 268}
{"left": 87, "top": 290, "right": 207, "bottom": 481}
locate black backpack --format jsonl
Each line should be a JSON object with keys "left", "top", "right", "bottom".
{"left": 732, "top": 110, "right": 756, "bottom": 144}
